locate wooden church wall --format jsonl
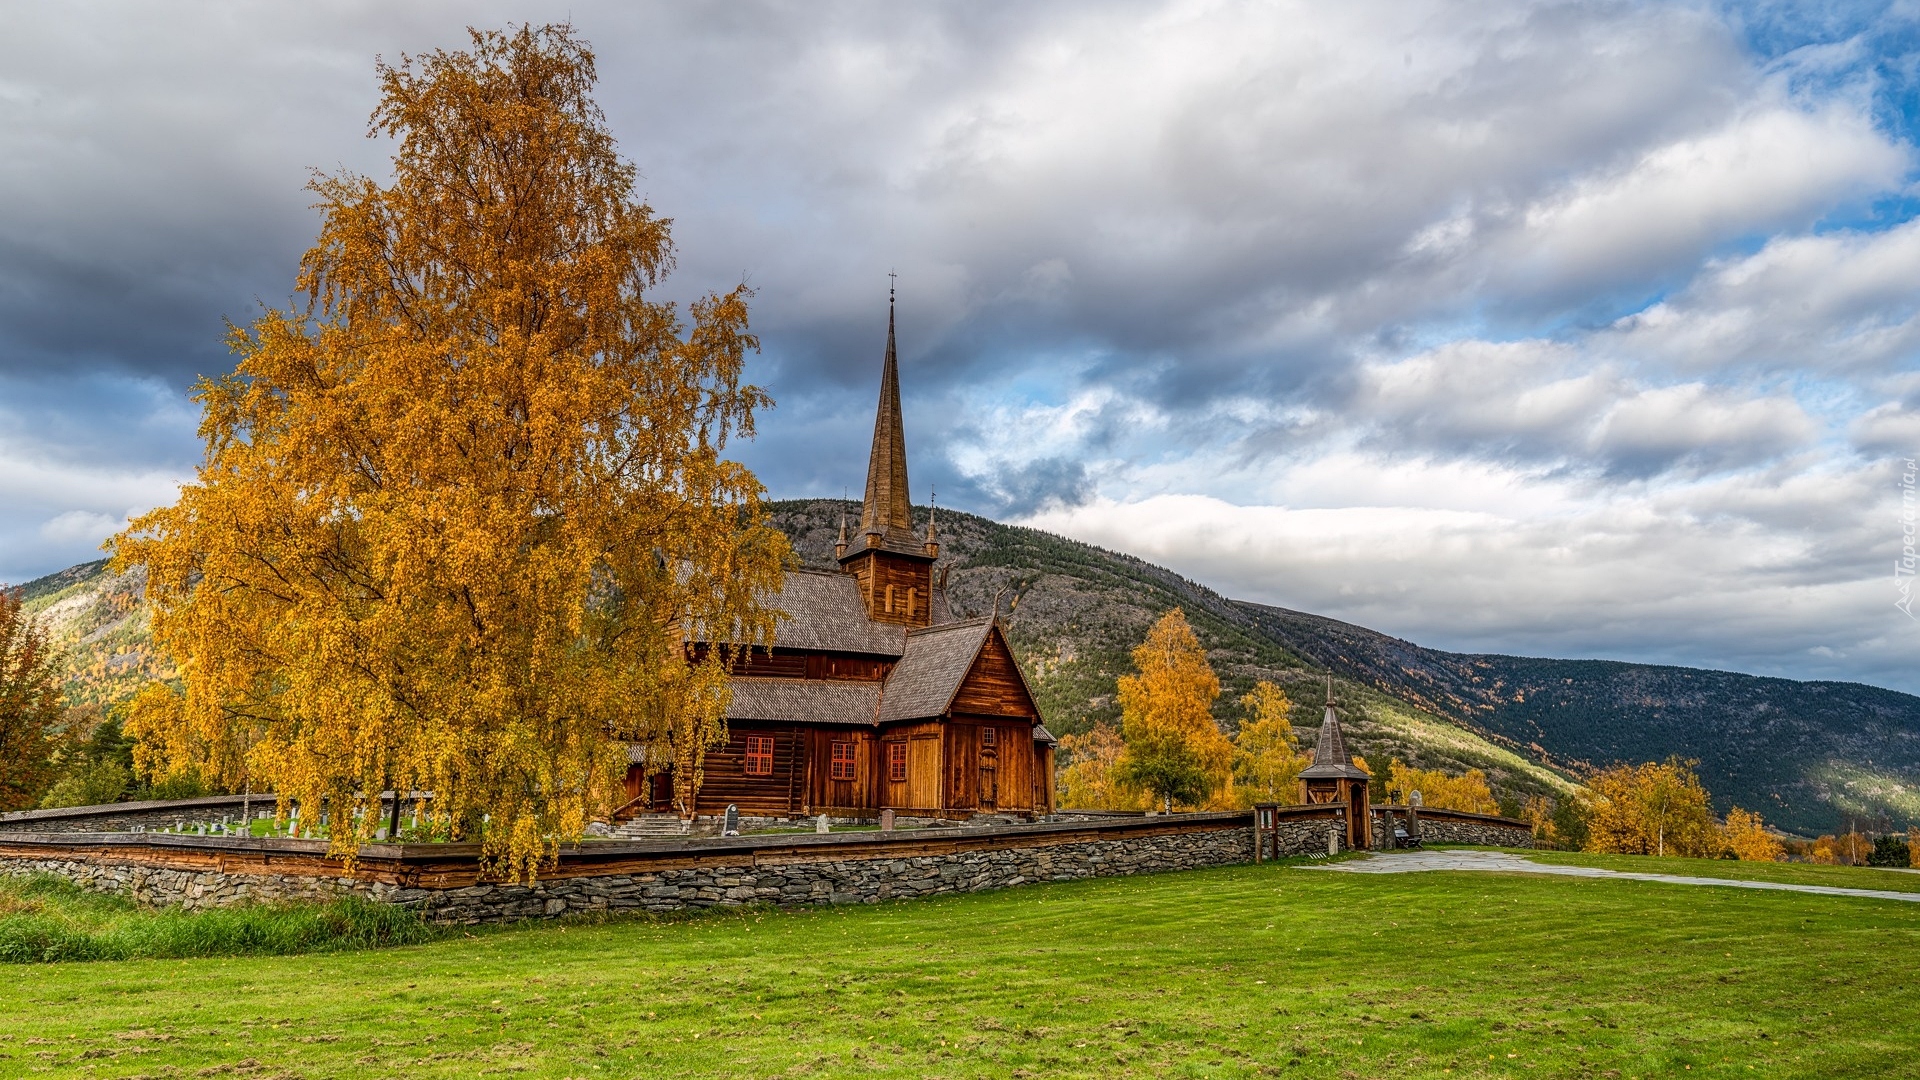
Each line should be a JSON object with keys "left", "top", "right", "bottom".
{"left": 803, "top": 728, "right": 875, "bottom": 814}
{"left": 949, "top": 632, "right": 1037, "bottom": 717}
{"left": 879, "top": 721, "right": 944, "bottom": 813}
{"left": 693, "top": 725, "right": 804, "bottom": 818}
{"left": 945, "top": 719, "right": 1038, "bottom": 813}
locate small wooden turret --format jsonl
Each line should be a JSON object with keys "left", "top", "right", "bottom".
{"left": 1297, "top": 674, "right": 1373, "bottom": 850}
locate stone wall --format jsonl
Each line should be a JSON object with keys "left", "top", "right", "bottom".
{"left": 407, "top": 826, "right": 1253, "bottom": 923}
{"left": 1370, "top": 805, "right": 1532, "bottom": 849}
{"left": 0, "top": 813, "right": 1258, "bottom": 923}
{"left": 1, "top": 803, "right": 1533, "bottom": 924}
{"left": 0, "top": 794, "right": 419, "bottom": 835}
{"left": 0, "top": 795, "right": 262, "bottom": 835}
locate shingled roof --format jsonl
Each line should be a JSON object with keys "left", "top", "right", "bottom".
{"left": 762, "top": 569, "right": 907, "bottom": 656}
{"left": 1298, "top": 684, "right": 1371, "bottom": 781}
{"left": 726, "top": 679, "right": 883, "bottom": 727}
{"left": 875, "top": 618, "right": 994, "bottom": 723}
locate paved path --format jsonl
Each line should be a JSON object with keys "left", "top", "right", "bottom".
{"left": 1304, "top": 849, "right": 1920, "bottom": 903}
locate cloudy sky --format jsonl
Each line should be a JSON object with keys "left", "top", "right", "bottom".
{"left": 3, "top": 1, "right": 1918, "bottom": 692}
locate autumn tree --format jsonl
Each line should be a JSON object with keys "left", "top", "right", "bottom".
{"left": 1114, "top": 610, "right": 1233, "bottom": 812}
{"left": 1583, "top": 758, "right": 1719, "bottom": 858}
{"left": 1810, "top": 832, "right": 1872, "bottom": 866}
{"left": 1056, "top": 723, "right": 1145, "bottom": 811}
{"left": 0, "top": 588, "right": 63, "bottom": 810}
{"left": 1383, "top": 759, "right": 1499, "bottom": 815}
{"left": 1230, "top": 681, "right": 1306, "bottom": 806}
{"left": 110, "top": 25, "right": 788, "bottom": 880}
{"left": 1721, "top": 807, "right": 1784, "bottom": 862}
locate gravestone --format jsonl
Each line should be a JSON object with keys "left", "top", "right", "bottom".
{"left": 724, "top": 804, "right": 740, "bottom": 837}
{"left": 816, "top": 814, "right": 830, "bottom": 834}
{"left": 1327, "top": 826, "right": 1339, "bottom": 856}
{"left": 880, "top": 809, "right": 895, "bottom": 832}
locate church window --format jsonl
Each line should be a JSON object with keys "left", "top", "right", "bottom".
{"left": 980, "top": 727, "right": 997, "bottom": 748}
{"left": 830, "top": 741, "right": 857, "bottom": 781}
{"left": 885, "top": 584, "right": 894, "bottom": 613}
{"left": 906, "top": 588, "right": 916, "bottom": 618}
{"left": 744, "top": 735, "right": 775, "bottom": 776}
{"left": 888, "top": 742, "right": 908, "bottom": 782}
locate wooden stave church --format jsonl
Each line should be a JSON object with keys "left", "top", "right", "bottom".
{"left": 623, "top": 297, "right": 1057, "bottom": 822}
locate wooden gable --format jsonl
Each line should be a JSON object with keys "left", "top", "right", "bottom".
{"left": 948, "top": 624, "right": 1040, "bottom": 719}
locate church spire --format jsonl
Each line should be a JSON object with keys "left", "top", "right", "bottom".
{"left": 858, "top": 279, "right": 913, "bottom": 546}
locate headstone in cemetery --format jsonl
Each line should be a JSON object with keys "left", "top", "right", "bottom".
{"left": 816, "top": 814, "right": 830, "bottom": 834}
{"left": 880, "top": 809, "right": 895, "bottom": 832}
{"left": 723, "top": 804, "right": 740, "bottom": 836}
{"left": 1328, "top": 826, "right": 1339, "bottom": 856}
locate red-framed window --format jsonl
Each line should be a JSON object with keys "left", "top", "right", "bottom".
{"left": 888, "top": 742, "right": 908, "bottom": 783}
{"left": 830, "top": 741, "right": 857, "bottom": 781}
{"left": 980, "top": 727, "right": 997, "bottom": 748}
{"left": 744, "top": 735, "right": 775, "bottom": 776}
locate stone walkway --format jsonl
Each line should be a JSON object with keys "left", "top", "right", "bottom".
{"left": 1304, "top": 848, "right": 1920, "bottom": 903}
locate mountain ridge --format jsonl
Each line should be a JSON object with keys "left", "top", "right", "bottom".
{"left": 13, "top": 499, "right": 1918, "bottom": 834}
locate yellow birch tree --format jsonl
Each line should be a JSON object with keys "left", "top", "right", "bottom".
{"left": 1230, "top": 681, "right": 1306, "bottom": 806}
{"left": 0, "top": 588, "right": 63, "bottom": 811}
{"left": 1056, "top": 723, "right": 1146, "bottom": 811}
{"left": 1721, "top": 807, "right": 1784, "bottom": 861}
{"left": 1583, "top": 758, "right": 1720, "bottom": 857}
{"left": 1384, "top": 759, "right": 1499, "bottom": 815}
{"left": 111, "top": 25, "right": 788, "bottom": 880}
{"left": 1115, "top": 610, "right": 1233, "bottom": 812}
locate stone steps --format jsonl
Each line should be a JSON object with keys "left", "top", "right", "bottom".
{"left": 612, "top": 814, "right": 690, "bottom": 839}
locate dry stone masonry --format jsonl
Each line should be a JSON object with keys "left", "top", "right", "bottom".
{"left": 0, "top": 802, "right": 1531, "bottom": 923}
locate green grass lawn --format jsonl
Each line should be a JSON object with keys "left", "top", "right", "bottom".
{"left": 1524, "top": 849, "right": 1920, "bottom": 892}
{"left": 4, "top": 855, "right": 1918, "bottom": 1079}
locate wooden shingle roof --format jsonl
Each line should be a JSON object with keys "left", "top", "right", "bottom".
{"left": 762, "top": 569, "right": 907, "bottom": 656}
{"left": 875, "top": 618, "right": 994, "bottom": 723}
{"left": 726, "top": 679, "right": 883, "bottom": 727}
{"left": 1298, "top": 700, "right": 1371, "bottom": 781}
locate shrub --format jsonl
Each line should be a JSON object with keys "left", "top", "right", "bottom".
{"left": 38, "top": 757, "right": 129, "bottom": 809}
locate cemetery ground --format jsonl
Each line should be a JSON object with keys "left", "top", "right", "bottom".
{"left": 3, "top": 851, "right": 1918, "bottom": 1079}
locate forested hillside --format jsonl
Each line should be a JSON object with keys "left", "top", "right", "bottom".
{"left": 16, "top": 499, "right": 1917, "bottom": 833}
{"left": 1236, "top": 602, "right": 1920, "bottom": 835}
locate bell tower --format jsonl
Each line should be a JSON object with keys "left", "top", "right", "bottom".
{"left": 838, "top": 284, "right": 938, "bottom": 626}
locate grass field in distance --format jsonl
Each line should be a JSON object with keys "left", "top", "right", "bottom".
{"left": 4, "top": 852, "right": 1918, "bottom": 1079}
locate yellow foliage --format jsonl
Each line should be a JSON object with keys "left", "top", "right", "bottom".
{"left": 1383, "top": 759, "right": 1498, "bottom": 815}
{"left": 1810, "top": 832, "right": 1872, "bottom": 866}
{"left": 1229, "top": 681, "right": 1306, "bottom": 807}
{"left": 1583, "top": 758, "right": 1720, "bottom": 858}
{"left": 1115, "top": 610, "right": 1233, "bottom": 811}
{"left": 1519, "top": 794, "right": 1563, "bottom": 847}
{"left": 1721, "top": 807, "right": 1784, "bottom": 862}
{"left": 1056, "top": 723, "right": 1147, "bottom": 811}
{"left": 110, "top": 26, "right": 788, "bottom": 881}
{"left": 0, "top": 589, "right": 63, "bottom": 811}
{"left": 1911, "top": 826, "right": 1920, "bottom": 869}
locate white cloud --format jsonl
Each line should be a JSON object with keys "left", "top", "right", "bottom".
{"left": 3, "top": 1, "right": 1919, "bottom": 694}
